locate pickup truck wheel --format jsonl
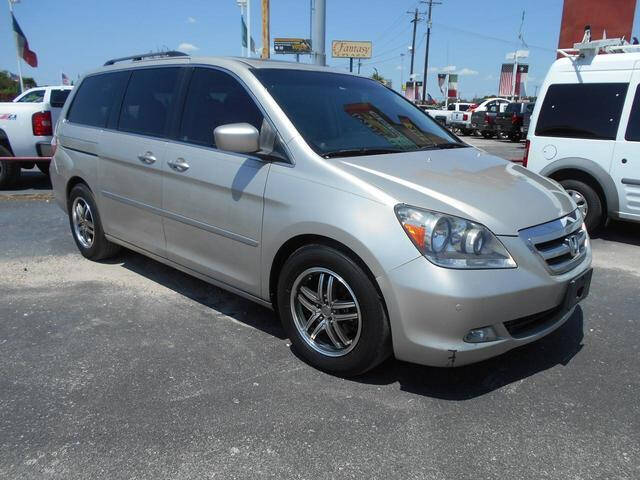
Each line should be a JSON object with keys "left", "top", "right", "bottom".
{"left": 0, "top": 146, "right": 20, "bottom": 188}
{"left": 277, "top": 245, "right": 391, "bottom": 377}
{"left": 36, "top": 162, "right": 50, "bottom": 176}
{"left": 68, "top": 184, "right": 121, "bottom": 260}
{"left": 559, "top": 179, "right": 603, "bottom": 232}
{"left": 509, "top": 132, "right": 522, "bottom": 142}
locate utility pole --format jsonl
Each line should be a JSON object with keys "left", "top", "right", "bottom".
{"left": 421, "top": 0, "right": 441, "bottom": 103}
{"left": 358, "top": 58, "right": 361, "bottom": 74}
{"left": 400, "top": 53, "right": 405, "bottom": 91}
{"left": 311, "top": 0, "right": 326, "bottom": 66}
{"left": 261, "top": 0, "right": 270, "bottom": 59}
{"left": 407, "top": 8, "right": 419, "bottom": 78}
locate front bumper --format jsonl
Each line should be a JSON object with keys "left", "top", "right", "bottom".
{"left": 377, "top": 235, "right": 592, "bottom": 367}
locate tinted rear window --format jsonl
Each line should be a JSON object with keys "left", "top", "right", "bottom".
{"left": 67, "top": 72, "right": 129, "bottom": 128}
{"left": 118, "top": 68, "right": 181, "bottom": 138}
{"left": 50, "top": 89, "right": 71, "bottom": 108}
{"left": 535, "top": 83, "right": 628, "bottom": 140}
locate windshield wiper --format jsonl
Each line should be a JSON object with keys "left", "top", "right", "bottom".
{"left": 322, "top": 147, "right": 405, "bottom": 158}
{"left": 418, "top": 142, "right": 468, "bottom": 150}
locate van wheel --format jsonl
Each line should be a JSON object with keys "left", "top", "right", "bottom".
{"left": 277, "top": 245, "right": 391, "bottom": 376}
{"left": 68, "top": 183, "right": 121, "bottom": 260}
{"left": 559, "top": 179, "right": 603, "bottom": 232}
{"left": 0, "top": 146, "right": 20, "bottom": 188}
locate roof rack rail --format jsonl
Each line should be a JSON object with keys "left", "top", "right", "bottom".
{"left": 557, "top": 37, "right": 640, "bottom": 58}
{"left": 104, "top": 51, "right": 189, "bottom": 66}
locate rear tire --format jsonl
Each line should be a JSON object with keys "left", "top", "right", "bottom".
{"left": 68, "top": 183, "right": 121, "bottom": 260}
{"left": 559, "top": 179, "right": 604, "bottom": 232}
{"left": 277, "top": 245, "right": 391, "bottom": 376}
{"left": 0, "top": 146, "right": 20, "bottom": 188}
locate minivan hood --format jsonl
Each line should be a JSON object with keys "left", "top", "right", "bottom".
{"left": 337, "top": 147, "right": 574, "bottom": 235}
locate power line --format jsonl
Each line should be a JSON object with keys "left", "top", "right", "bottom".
{"left": 432, "top": 22, "right": 554, "bottom": 52}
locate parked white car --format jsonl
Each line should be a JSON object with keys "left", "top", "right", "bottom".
{"left": 426, "top": 102, "right": 474, "bottom": 127}
{"left": 0, "top": 85, "right": 73, "bottom": 186}
{"left": 450, "top": 97, "right": 509, "bottom": 136}
{"left": 525, "top": 39, "right": 640, "bottom": 231}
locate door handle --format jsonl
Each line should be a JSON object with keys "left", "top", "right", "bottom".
{"left": 137, "top": 151, "right": 156, "bottom": 164}
{"left": 168, "top": 157, "right": 190, "bottom": 172}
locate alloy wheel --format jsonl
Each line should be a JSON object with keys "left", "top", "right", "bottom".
{"left": 566, "top": 188, "right": 589, "bottom": 220}
{"left": 290, "top": 267, "right": 362, "bottom": 357}
{"left": 71, "top": 197, "right": 95, "bottom": 248}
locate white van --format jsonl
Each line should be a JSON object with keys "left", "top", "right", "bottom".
{"left": 525, "top": 40, "right": 640, "bottom": 231}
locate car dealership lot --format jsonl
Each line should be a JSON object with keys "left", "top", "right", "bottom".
{"left": 0, "top": 197, "right": 639, "bottom": 479}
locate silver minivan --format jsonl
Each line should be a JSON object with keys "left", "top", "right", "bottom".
{"left": 51, "top": 52, "right": 592, "bottom": 376}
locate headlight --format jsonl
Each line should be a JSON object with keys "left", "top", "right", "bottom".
{"left": 395, "top": 204, "right": 517, "bottom": 269}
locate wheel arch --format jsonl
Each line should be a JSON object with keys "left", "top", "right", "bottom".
{"left": 540, "top": 158, "right": 618, "bottom": 215}
{"left": 0, "top": 129, "right": 13, "bottom": 155}
{"left": 269, "top": 234, "right": 388, "bottom": 316}
{"left": 65, "top": 176, "right": 91, "bottom": 210}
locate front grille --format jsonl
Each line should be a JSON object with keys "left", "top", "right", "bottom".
{"left": 504, "top": 303, "right": 565, "bottom": 338}
{"left": 519, "top": 210, "right": 587, "bottom": 275}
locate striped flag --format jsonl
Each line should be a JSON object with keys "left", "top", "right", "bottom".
{"left": 12, "top": 13, "right": 37, "bottom": 67}
{"left": 515, "top": 64, "right": 528, "bottom": 96}
{"left": 498, "top": 63, "right": 513, "bottom": 96}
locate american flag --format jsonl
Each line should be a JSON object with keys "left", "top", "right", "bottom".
{"left": 499, "top": 63, "right": 528, "bottom": 97}
{"left": 61, "top": 72, "right": 70, "bottom": 85}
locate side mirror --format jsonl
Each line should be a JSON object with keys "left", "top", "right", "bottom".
{"left": 213, "top": 123, "right": 259, "bottom": 154}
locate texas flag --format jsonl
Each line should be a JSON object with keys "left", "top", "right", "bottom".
{"left": 12, "top": 13, "right": 38, "bottom": 68}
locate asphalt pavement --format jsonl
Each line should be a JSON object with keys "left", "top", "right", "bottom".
{"left": 1, "top": 187, "right": 639, "bottom": 479}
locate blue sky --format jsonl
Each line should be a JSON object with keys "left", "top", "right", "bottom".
{"left": 1, "top": 0, "right": 639, "bottom": 99}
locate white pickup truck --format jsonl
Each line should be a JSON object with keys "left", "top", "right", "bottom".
{"left": 424, "top": 102, "right": 474, "bottom": 127}
{"left": 0, "top": 85, "right": 73, "bottom": 187}
{"left": 450, "top": 97, "right": 509, "bottom": 136}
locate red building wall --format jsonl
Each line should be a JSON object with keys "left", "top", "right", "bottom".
{"left": 558, "top": 0, "right": 636, "bottom": 49}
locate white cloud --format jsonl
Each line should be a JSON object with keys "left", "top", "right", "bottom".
{"left": 457, "top": 68, "right": 478, "bottom": 76}
{"left": 178, "top": 42, "right": 199, "bottom": 52}
{"left": 428, "top": 65, "right": 456, "bottom": 73}
{"left": 484, "top": 74, "right": 495, "bottom": 81}
{"left": 187, "top": 16, "right": 196, "bottom": 23}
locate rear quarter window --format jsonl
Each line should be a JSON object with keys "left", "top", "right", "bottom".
{"left": 535, "top": 83, "right": 628, "bottom": 140}
{"left": 67, "top": 72, "right": 129, "bottom": 128}
{"left": 625, "top": 84, "right": 640, "bottom": 141}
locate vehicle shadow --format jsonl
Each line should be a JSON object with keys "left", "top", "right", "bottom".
{"left": 112, "top": 248, "right": 287, "bottom": 340}
{"left": 592, "top": 220, "right": 640, "bottom": 247}
{"left": 352, "top": 308, "right": 584, "bottom": 400}
{"left": 108, "top": 248, "right": 584, "bottom": 400}
{"left": 0, "top": 169, "right": 51, "bottom": 191}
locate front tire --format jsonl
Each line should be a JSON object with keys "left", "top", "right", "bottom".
{"left": 559, "top": 179, "right": 604, "bottom": 232}
{"left": 277, "top": 245, "right": 391, "bottom": 376}
{"left": 68, "top": 183, "right": 121, "bottom": 260}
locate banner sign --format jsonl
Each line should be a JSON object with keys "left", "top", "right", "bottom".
{"left": 274, "top": 38, "right": 312, "bottom": 54}
{"left": 437, "top": 74, "right": 447, "bottom": 95}
{"left": 404, "top": 81, "right": 422, "bottom": 102}
{"left": 447, "top": 74, "right": 458, "bottom": 98}
{"left": 331, "top": 40, "right": 372, "bottom": 59}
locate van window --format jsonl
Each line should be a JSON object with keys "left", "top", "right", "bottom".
{"left": 16, "top": 89, "right": 45, "bottom": 103}
{"left": 625, "top": 84, "right": 640, "bottom": 141}
{"left": 179, "top": 68, "right": 263, "bottom": 147}
{"left": 50, "top": 89, "right": 71, "bottom": 108}
{"left": 535, "top": 83, "right": 628, "bottom": 140}
{"left": 67, "top": 72, "right": 129, "bottom": 128}
{"left": 118, "top": 68, "right": 181, "bottom": 138}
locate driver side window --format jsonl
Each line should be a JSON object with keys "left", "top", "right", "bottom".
{"left": 179, "top": 68, "right": 264, "bottom": 148}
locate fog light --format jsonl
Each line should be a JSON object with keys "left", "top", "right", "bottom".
{"left": 464, "top": 326, "right": 499, "bottom": 343}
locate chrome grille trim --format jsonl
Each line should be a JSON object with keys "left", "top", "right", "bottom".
{"left": 519, "top": 210, "right": 588, "bottom": 275}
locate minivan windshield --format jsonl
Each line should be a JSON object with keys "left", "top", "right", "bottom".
{"left": 252, "top": 68, "right": 465, "bottom": 158}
